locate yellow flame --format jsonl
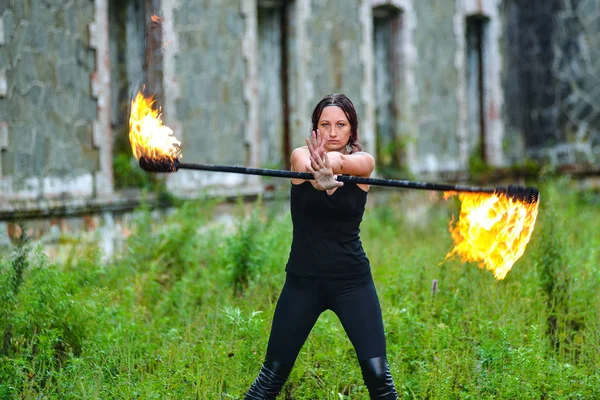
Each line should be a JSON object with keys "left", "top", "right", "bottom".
{"left": 444, "top": 191, "right": 539, "bottom": 280}
{"left": 129, "top": 92, "right": 181, "bottom": 162}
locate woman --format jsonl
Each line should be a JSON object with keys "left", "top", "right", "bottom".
{"left": 245, "top": 94, "right": 398, "bottom": 399}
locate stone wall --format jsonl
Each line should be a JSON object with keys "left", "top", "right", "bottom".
{"left": 159, "top": 0, "right": 256, "bottom": 194}
{"left": 286, "top": 0, "right": 374, "bottom": 151}
{"left": 367, "top": 0, "right": 507, "bottom": 176}
{"left": 306, "top": 1, "right": 364, "bottom": 113}
{"left": 0, "top": 0, "right": 112, "bottom": 202}
{"left": 553, "top": 0, "right": 600, "bottom": 164}
{"left": 411, "top": 0, "right": 462, "bottom": 173}
{"left": 502, "top": 0, "right": 600, "bottom": 166}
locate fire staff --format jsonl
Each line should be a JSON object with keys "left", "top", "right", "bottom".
{"left": 131, "top": 88, "right": 539, "bottom": 284}
{"left": 245, "top": 94, "right": 398, "bottom": 399}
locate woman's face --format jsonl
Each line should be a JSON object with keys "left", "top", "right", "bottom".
{"left": 317, "top": 106, "right": 352, "bottom": 154}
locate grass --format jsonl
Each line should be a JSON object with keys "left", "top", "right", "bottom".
{"left": 0, "top": 179, "right": 599, "bottom": 399}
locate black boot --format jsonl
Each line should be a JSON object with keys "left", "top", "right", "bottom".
{"left": 244, "top": 359, "right": 291, "bottom": 400}
{"left": 359, "top": 356, "right": 398, "bottom": 400}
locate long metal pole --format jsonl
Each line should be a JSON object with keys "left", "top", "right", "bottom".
{"left": 175, "top": 161, "right": 497, "bottom": 194}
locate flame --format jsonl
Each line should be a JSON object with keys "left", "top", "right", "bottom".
{"left": 444, "top": 191, "right": 539, "bottom": 280}
{"left": 151, "top": 14, "right": 162, "bottom": 23}
{"left": 129, "top": 92, "right": 181, "bottom": 162}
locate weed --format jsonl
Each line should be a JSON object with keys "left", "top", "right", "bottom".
{"left": 0, "top": 180, "right": 599, "bottom": 398}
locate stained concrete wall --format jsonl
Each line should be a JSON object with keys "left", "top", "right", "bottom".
{"left": 158, "top": 0, "right": 507, "bottom": 181}
{"left": 159, "top": 0, "right": 256, "bottom": 194}
{"left": 306, "top": 1, "right": 364, "bottom": 115}
{"left": 502, "top": 0, "right": 600, "bottom": 165}
{"left": 256, "top": 0, "right": 369, "bottom": 167}
{"left": 172, "top": 0, "right": 247, "bottom": 165}
{"left": 286, "top": 0, "right": 369, "bottom": 150}
{"left": 411, "top": 0, "right": 462, "bottom": 173}
{"left": 0, "top": 0, "right": 112, "bottom": 202}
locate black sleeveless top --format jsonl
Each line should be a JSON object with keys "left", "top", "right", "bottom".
{"left": 285, "top": 181, "right": 371, "bottom": 278}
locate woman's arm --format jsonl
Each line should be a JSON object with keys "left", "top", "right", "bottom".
{"left": 290, "top": 146, "right": 343, "bottom": 190}
{"left": 327, "top": 151, "right": 375, "bottom": 178}
{"left": 290, "top": 131, "right": 374, "bottom": 190}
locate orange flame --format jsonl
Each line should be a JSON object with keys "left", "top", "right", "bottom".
{"left": 444, "top": 191, "right": 539, "bottom": 280}
{"left": 129, "top": 92, "right": 181, "bottom": 162}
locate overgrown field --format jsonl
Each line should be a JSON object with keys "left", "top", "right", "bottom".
{"left": 1, "top": 180, "right": 599, "bottom": 399}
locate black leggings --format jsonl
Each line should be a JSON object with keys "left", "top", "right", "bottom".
{"left": 265, "top": 272, "right": 387, "bottom": 368}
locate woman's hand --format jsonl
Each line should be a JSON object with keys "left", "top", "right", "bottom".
{"left": 305, "top": 130, "right": 343, "bottom": 191}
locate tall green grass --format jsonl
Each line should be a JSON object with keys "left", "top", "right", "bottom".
{"left": 0, "top": 180, "right": 598, "bottom": 399}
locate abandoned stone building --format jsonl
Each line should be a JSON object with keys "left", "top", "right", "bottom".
{"left": 0, "top": 0, "right": 598, "bottom": 247}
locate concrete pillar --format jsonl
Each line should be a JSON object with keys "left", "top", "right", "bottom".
{"left": 160, "top": 0, "right": 182, "bottom": 167}
{"left": 293, "top": 0, "right": 312, "bottom": 149}
{"left": 360, "top": 0, "right": 375, "bottom": 156}
{"left": 241, "top": 0, "right": 261, "bottom": 186}
{"left": 90, "top": 0, "right": 114, "bottom": 195}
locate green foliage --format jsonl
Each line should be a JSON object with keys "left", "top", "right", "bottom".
{"left": 376, "top": 135, "right": 415, "bottom": 179}
{"left": 0, "top": 244, "right": 113, "bottom": 397}
{"left": 467, "top": 151, "right": 494, "bottom": 177}
{"left": 113, "top": 153, "right": 162, "bottom": 190}
{"left": 533, "top": 185, "right": 572, "bottom": 351}
{"left": 511, "top": 158, "right": 542, "bottom": 176}
{"left": 222, "top": 197, "right": 291, "bottom": 297}
{"left": 224, "top": 200, "right": 265, "bottom": 296}
{"left": 528, "top": 180, "right": 592, "bottom": 359}
{"left": 0, "top": 181, "right": 599, "bottom": 398}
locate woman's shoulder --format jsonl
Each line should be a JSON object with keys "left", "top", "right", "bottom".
{"left": 291, "top": 146, "right": 309, "bottom": 155}
{"left": 291, "top": 146, "right": 310, "bottom": 161}
{"left": 344, "top": 151, "right": 375, "bottom": 174}
{"left": 290, "top": 147, "right": 310, "bottom": 185}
